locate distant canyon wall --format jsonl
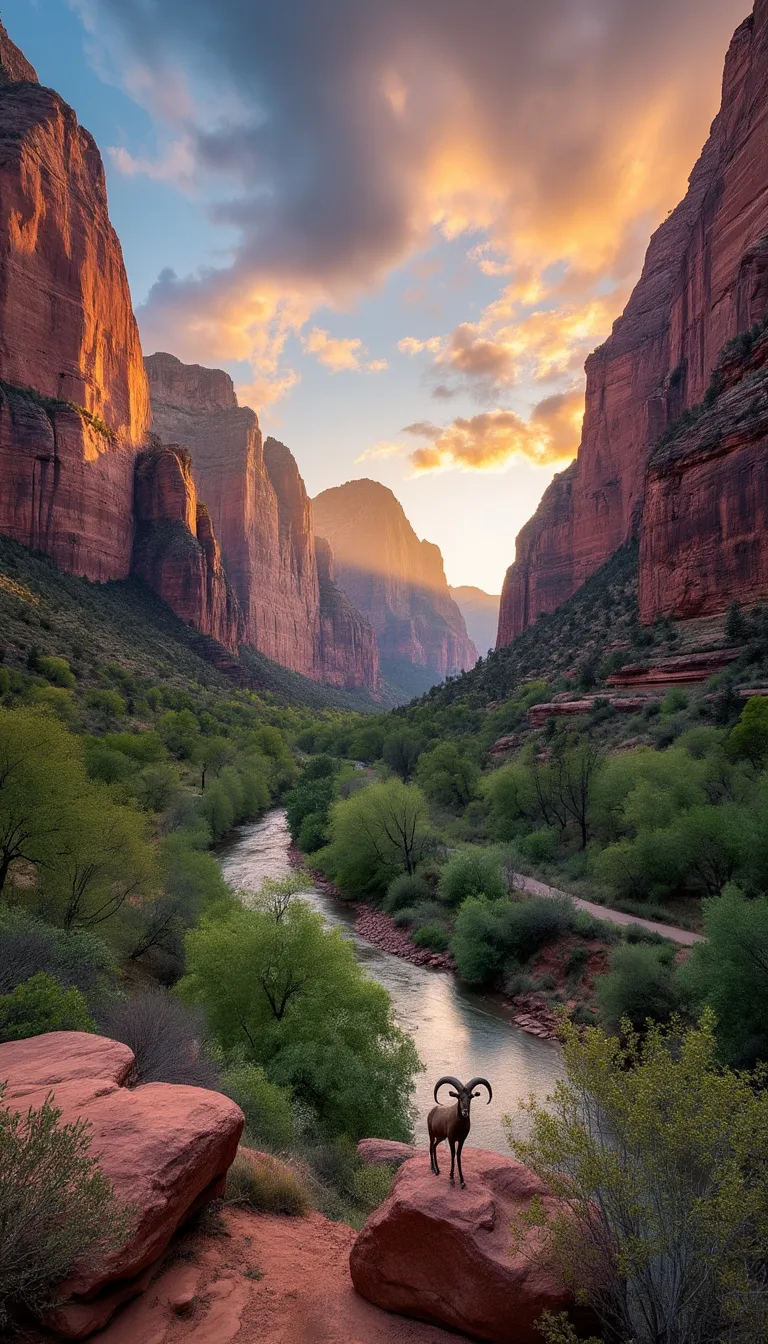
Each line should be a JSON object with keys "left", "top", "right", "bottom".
{"left": 498, "top": 0, "right": 768, "bottom": 646}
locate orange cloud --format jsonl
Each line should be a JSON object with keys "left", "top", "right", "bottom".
{"left": 302, "top": 327, "right": 388, "bottom": 373}
{"left": 405, "top": 389, "right": 584, "bottom": 473}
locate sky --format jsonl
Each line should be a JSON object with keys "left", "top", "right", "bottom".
{"left": 4, "top": 0, "right": 748, "bottom": 591}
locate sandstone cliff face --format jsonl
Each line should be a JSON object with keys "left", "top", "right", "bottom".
{"left": 315, "top": 537, "right": 380, "bottom": 690}
{"left": 312, "top": 479, "right": 477, "bottom": 679}
{"left": 498, "top": 2, "right": 768, "bottom": 646}
{"left": 0, "top": 22, "right": 149, "bottom": 581}
{"left": 449, "top": 586, "right": 501, "bottom": 658}
{"left": 132, "top": 443, "right": 244, "bottom": 653}
{"left": 640, "top": 326, "right": 768, "bottom": 621}
{"left": 146, "top": 353, "right": 319, "bottom": 676}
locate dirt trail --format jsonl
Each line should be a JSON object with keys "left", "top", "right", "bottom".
{"left": 512, "top": 873, "right": 703, "bottom": 946}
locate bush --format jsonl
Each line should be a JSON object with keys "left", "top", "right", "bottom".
{"left": 98, "top": 989, "right": 220, "bottom": 1088}
{"left": 0, "top": 1090, "right": 132, "bottom": 1328}
{"left": 519, "top": 827, "right": 558, "bottom": 862}
{"left": 37, "top": 655, "right": 76, "bottom": 688}
{"left": 438, "top": 846, "right": 506, "bottom": 907}
{"left": 679, "top": 886, "right": 768, "bottom": 1067}
{"left": 221, "top": 1063, "right": 295, "bottom": 1151}
{"left": 383, "top": 872, "right": 430, "bottom": 913}
{"left": 596, "top": 944, "right": 681, "bottom": 1035}
{"left": 0, "top": 972, "right": 95, "bottom": 1042}
{"left": 225, "top": 1150, "right": 309, "bottom": 1216}
{"left": 351, "top": 1162, "right": 396, "bottom": 1212}
{"left": 297, "top": 809, "right": 329, "bottom": 853}
{"left": 412, "top": 924, "right": 450, "bottom": 952}
{"left": 452, "top": 896, "right": 575, "bottom": 988}
{"left": 565, "top": 945, "right": 589, "bottom": 980}
{"left": 0, "top": 909, "right": 114, "bottom": 1002}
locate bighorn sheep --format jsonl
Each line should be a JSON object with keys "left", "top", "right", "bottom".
{"left": 428, "top": 1075, "right": 492, "bottom": 1188}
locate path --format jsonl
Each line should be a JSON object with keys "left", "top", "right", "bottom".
{"left": 512, "top": 872, "right": 704, "bottom": 947}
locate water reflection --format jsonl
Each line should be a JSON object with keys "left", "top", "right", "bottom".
{"left": 220, "top": 809, "right": 563, "bottom": 1154}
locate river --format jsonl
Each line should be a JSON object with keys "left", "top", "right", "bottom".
{"left": 219, "top": 808, "right": 563, "bottom": 1154}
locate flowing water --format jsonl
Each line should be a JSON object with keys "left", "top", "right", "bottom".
{"left": 219, "top": 808, "right": 564, "bottom": 1154}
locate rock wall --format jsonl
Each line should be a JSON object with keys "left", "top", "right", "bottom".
{"left": 640, "top": 328, "right": 768, "bottom": 621}
{"left": 498, "top": 2, "right": 768, "bottom": 646}
{"left": 312, "top": 479, "right": 477, "bottom": 679}
{"left": 449, "top": 585, "right": 501, "bottom": 658}
{"left": 132, "top": 443, "right": 244, "bottom": 653}
{"left": 0, "top": 22, "right": 149, "bottom": 581}
{"left": 315, "top": 537, "right": 380, "bottom": 690}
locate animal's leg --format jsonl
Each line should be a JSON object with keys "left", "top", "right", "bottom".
{"left": 429, "top": 1136, "right": 437, "bottom": 1174}
{"left": 448, "top": 1137, "right": 456, "bottom": 1184}
{"left": 433, "top": 1137, "right": 441, "bottom": 1175}
{"left": 457, "top": 1138, "right": 466, "bottom": 1188}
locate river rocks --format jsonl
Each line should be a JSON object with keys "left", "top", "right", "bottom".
{"left": 0, "top": 22, "right": 149, "bottom": 582}
{"left": 497, "top": 5, "right": 768, "bottom": 644}
{"left": 358, "top": 1138, "right": 419, "bottom": 1168}
{"left": 350, "top": 1149, "right": 582, "bottom": 1344}
{"left": 132, "top": 443, "right": 244, "bottom": 653}
{"left": 0, "top": 1031, "right": 243, "bottom": 1338}
{"left": 313, "top": 479, "right": 477, "bottom": 684}
{"left": 354, "top": 906, "right": 455, "bottom": 971}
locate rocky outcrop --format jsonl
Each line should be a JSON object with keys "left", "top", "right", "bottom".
{"left": 358, "top": 1138, "right": 419, "bottom": 1168}
{"left": 350, "top": 1148, "right": 588, "bottom": 1344}
{"left": 498, "top": 3, "right": 768, "bottom": 646}
{"left": 315, "top": 536, "right": 379, "bottom": 690}
{"left": 0, "top": 22, "right": 149, "bottom": 581}
{"left": 607, "top": 648, "right": 743, "bottom": 688}
{"left": 0, "top": 1031, "right": 243, "bottom": 1338}
{"left": 640, "top": 326, "right": 768, "bottom": 621}
{"left": 526, "top": 695, "right": 655, "bottom": 726}
{"left": 132, "top": 443, "right": 244, "bottom": 653}
{"left": 312, "top": 479, "right": 477, "bottom": 683}
{"left": 450, "top": 585, "right": 501, "bottom": 658}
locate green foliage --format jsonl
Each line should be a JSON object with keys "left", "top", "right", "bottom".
{"left": 0, "top": 908, "right": 114, "bottom": 1002}
{"left": 285, "top": 775, "right": 336, "bottom": 845}
{"left": 511, "top": 1015, "right": 768, "bottom": 1344}
{"left": 351, "top": 1162, "right": 396, "bottom": 1213}
{"left": 221, "top": 1063, "right": 295, "bottom": 1151}
{"left": 37, "top": 655, "right": 75, "bottom": 688}
{"left": 180, "top": 894, "right": 420, "bottom": 1140}
{"left": 680, "top": 886, "right": 768, "bottom": 1067}
{"left": 438, "top": 845, "right": 506, "bottom": 906}
{"left": 0, "top": 971, "right": 95, "bottom": 1041}
{"left": 415, "top": 741, "right": 479, "bottom": 809}
{"left": 411, "top": 923, "right": 450, "bottom": 951}
{"left": 0, "top": 1089, "right": 134, "bottom": 1328}
{"left": 85, "top": 688, "right": 125, "bottom": 724}
{"left": 729, "top": 695, "right": 768, "bottom": 766}
{"left": 596, "top": 943, "right": 680, "bottom": 1034}
{"left": 225, "top": 1150, "right": 309, "bottom": 1215}
{"left": 324, "top": 780, "right": 432, "bottom": 897}
{"left": 452, "top": 896, "right": 575, "bottom": 987}
{"left": 382, "top": 730, "right": 421, "bottom": 782}
{"left": 383, "top": 872, "right": 431, "bottom": 913}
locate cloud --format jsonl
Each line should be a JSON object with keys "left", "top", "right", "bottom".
{"left": 303, "top": 327, "right": 388, "bottom": 373}
{"left": 398, "top": 336, "right": 442, "bottom": 355}
{"left": 79, "top": 0, "right": 745, "bottom": 398}
{"left": 405, "top": 388, "right": 584, "bottom": 473}
{"left": 108, "top": 137, "right": 197, "bottom": 188}
{"left": 355, "top": 440, "right": 408, "bottom": 462}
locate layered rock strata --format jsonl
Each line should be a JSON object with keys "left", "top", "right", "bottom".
{"left": 0, "top": 1031, "right": 243, "bottom": 1338}
{"left": 0, "top": 22, "right": 149, "bottom": 580}
{"left": 498, "top": 2, "right": 768, "bottom": 645}
{"left": 132, "top": 442, "right": 244, "bottom": 653}
{"left": 312, "top": 479, "right": 477, "bottom": 679}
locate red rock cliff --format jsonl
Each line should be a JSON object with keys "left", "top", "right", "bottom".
{"left": 132, "top": 442, "right": 244, "bottom": 653}
{"left": 315, "top": 537, "right": 380, "bottom": 690}
{"left": 312, "top": 479, "right": 477, "bottom": 680}
{"left": 0, "top": 22, "right": 149, "bottom": 580}
{"left": 498, "top": 2, "right": 768, "bottom": 646}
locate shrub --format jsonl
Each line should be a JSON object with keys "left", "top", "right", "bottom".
{"left": 0, "top": 909, "right": 114, "bottom": 1001}
{"left": 98, "top": 989, "right": 220, "bottom": 1088}
{"left": 351, "top": 1162, "right": 396, "bottom": 1212}
{"left": 596, "top": 944, "right": 681, "bottom": 1035}
{"left": 565, "top": 945, "right": 589, "bottom": 980}
{"left": 503, "top": 967, "right": 534, "bottom": 997}
{"left": 383, "top": 872, "right": 430, "bottom": 913}
{"left": 679, "top": 886, "right": 768, "bottom": 1068}
{"left": 85, "top": 688, "right": 126, "bottom": 723}
{"left": 452, "top": 896, "right": 575, "bottom": 988}
{"left": 412, "top": 924, "right": 450, "bottom": 952}
{"left": 37, "top": 655, "right": 76, "bottom": 688}
{"left": 0, "top": 972, "right": 95, "bottom": 1042}
{"left": 0, "top": 1090, "right": 132, "bottom": 1328}
{"left": 221, "top": 1063, "right": 295, "bottom": 1151}
{"left": 519, "top": 827, "right": 558, "bottom": 862}
{"left": 225, "top": 1150, "right": 309, "bottom": 1216}
{"left": 438, "top": 846, "right": 506, "bottom": 907}
{"left": 297, "top": 810, "right": 329, "bottom": 853}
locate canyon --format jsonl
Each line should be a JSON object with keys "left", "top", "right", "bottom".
{"left": 312, "top": 479, "right": 477, "bottom": 692}
{"left": 498, "top": 0, "right": 768, "bottom": 647}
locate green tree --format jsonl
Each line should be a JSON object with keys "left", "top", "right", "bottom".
{"left": 438, "top": 845, "right": 506, "bottom": 906}
{"left": 596, "top": 942, "right": 680, "bottom": 1034}
{"left": 382, "top": 731, "right": 422, "bottom": 782}
{"left": 729, "top": 695, "right": 768, "bottom": 767}
{"left": 0, "top": 708, "right": 83, "bottom": 895}
{"left": 0, "top": 971, "right": 94, "bottom": 1042}
{"left": 416, "top": 741, "right": 479, "bottom": 809}
{"left": 511, "top": 1015, "right": 768, "bottom": 1344}
{"left": 680, "top": 886, "right": 768, "bottom": 1067}
{"left": 325, "top": 779, "right": 432, "bottom": 895}
{"left": 193, "top": 735, "right": 234, "bottom": 791}
{"left": 180, "top": 895, "right": 420, "bottom": 1139}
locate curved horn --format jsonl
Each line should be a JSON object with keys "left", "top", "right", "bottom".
{"left": 434, "top": 1075, "right": 464, "bottom": 1103}
{"left": 466, "top": 1077, "right": 492, "bottom": 1103}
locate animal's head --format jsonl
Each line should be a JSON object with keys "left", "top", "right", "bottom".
{"left": 434, "top": 1075, "right": 493, "bottom": 1120}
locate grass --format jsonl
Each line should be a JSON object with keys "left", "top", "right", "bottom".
{"left": 225, "top": 1151, "right": 310, "bottom": 1217}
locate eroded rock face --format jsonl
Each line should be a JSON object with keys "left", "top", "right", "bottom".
{"left": 350, "top": 1148, "right": 585, "bottom": 1344}
{"left": 312, "top": 479, "right": 477, "bottom": 680}
{"left": 0, "top": 1031, "right": 243, "bottom": 1338}
{"left": 132, "top": 443, "right": 244, "bottom": 653}
{"left": 315, "top": 536, "right": 380, "bottom": 690}
{"left": 498, "top": 3, "right": 768, "bottom": 646}
{"left": 0, "top": 22, "right": 149, "bottom": 580}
